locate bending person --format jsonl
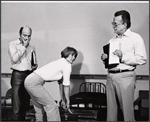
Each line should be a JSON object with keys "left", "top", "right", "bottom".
{"left": 24, "top": 46, "right": 78, "bottom": 121}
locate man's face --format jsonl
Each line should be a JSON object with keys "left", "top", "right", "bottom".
{"left": 112, "top": 15, "right": 126, "bottom": 35}
{"left": 20, "top": 27, "right": 32, "bottom": 46}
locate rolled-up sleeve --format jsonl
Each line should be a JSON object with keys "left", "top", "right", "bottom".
{"left": 122, "top": 34, "right": 147, "bottom": 65}
{"left": 8, "top": 42, "right": 26, "bottom": 63}
{"left": 62, "top": 65, "right": 71, "bottom": 86}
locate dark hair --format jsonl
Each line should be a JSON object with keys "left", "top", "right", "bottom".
{"left": 19, "top": 26, "right": 32, "bottom": 36}
{"left": 61, "top": 46, "right": 78, "bottom": 59}
{"left": 115, "top": 10, "right": 131, "bottom": 29}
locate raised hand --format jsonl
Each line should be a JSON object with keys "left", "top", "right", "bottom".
{"left": 101, "top": 53, "right": 108, "bottom": 61}
{"left": 113, "top": 49, "right": 122, "bottom": 59}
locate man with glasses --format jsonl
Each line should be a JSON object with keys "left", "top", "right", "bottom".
{"left": 101, "top": 10, "right": 147, "bottom": 121}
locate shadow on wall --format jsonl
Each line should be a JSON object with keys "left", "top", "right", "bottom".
{"left": 71, "top": 51, "right": 89, "bottom": 95}
{"left": 72, "top": 51, "right": 84, "bottom": 74}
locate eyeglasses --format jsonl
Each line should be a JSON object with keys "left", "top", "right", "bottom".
{"left": 111, "top": 22, "right": 123, "bottom": 27}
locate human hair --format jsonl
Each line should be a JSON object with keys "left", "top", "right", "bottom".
{"left": 114, "top": 10, "right": 131, "bottom": 29}
{"left": 61, "top": 46, "right": 78, "bottom": 59}
{"left": 19, "top": 26, "right": 32, "bottom": 36}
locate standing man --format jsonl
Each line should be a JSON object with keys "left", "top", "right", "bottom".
{"left": 101, "top": 10, "right": 147, "bottom": 121}
{"left": 8, "top": 26, "right": 38, "bottom": 121}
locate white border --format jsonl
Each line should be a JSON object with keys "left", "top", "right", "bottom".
{"left": 1, "top": 1, "right": 149, "bottom": 3}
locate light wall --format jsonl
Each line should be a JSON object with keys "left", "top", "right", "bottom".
{"left": 1, "top": 1, "right": 149, "bottom": 75}
{"left": 1, "top": 1, "right": 149, "bottom": 102}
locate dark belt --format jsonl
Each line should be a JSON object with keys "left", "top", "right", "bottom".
{"left": 13, "top": 69, "right": 33, "bottom": 74}
{"left": 109, "top": 69, "right": 134, "bottom": 73}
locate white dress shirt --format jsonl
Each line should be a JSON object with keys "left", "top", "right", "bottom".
{"left": 34, "top": 58, "right": 71, "bottom": 86}
{"left": 8, "top": 39, "right": 38, "bottom": 71}
{"left": 108, "top": 29, "right": 147, "bottom": 70}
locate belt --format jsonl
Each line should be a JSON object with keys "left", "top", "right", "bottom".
{"left": 13, "top": 69, "right": 33, "bottom": 74}
{"left": 108, "top": 69, "right": 134, "bottom": 73}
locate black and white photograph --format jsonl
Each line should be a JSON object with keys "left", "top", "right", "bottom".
{"left": 1, "top": 1, "right": 149, "bottom": 121}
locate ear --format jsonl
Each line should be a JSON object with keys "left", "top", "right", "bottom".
{"left": 123, "top": 23, "right": 127, "bottom": 28}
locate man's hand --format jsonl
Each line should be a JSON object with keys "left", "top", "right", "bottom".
{"left": 101, "top": 53, "right": 108, "bottom": 61}
{"left": 20, "top": 37, "right": 30, "bottom": 48}
{"left": 23, "top": 40, "right": 30, "bottom": 48}
{"left": 113, "top": 49, "right": 122, "bottom": 59}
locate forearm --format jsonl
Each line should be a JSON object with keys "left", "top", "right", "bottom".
{"left": 121, "top": 37, "right": 147, "bottom": 66}
{"left": 9, "top": 45, "right": 26, "bottom": 63}
{"left": 121, "top": 54, "right": 147, "bottom": 66}
{"left": 59, "top": 83, "right": 65, "bottom": 101}
{"left": 63, "top": 85, "right": 70, "bottom": 105}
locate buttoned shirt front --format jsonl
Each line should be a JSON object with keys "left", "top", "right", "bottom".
{"left": 34, "top": 58, "right": 71, "bottom": 86}
{"left": 8, "top": 39, "right": 38, "bottom": 71}
{"left": 108, "top": 29, "right": 147, "bottom": 70}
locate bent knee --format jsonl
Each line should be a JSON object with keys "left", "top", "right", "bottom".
{"left": 44, "top": 104, "right": 59, "bottom": 112}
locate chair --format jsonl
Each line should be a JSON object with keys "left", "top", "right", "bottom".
{"left": 134, "top": 90, "right": 149, "bottom": 121}
{"left": 1, "top": 88, "right": 36, "bottom": 121}
{"left": 70, "top": 82, "right": 107, "bottom": 121}
{"left": 1, "top": 88, "right": 12, "bottom": 120}
{"left": 79, "top": 82, "right": 106, "bottom": 93}
{"left": 70, "top": 82, "right": 106, "bottom": 109}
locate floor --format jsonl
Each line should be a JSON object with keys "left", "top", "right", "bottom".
{"left": 1, "top": 108, "right": 149, "bottom": 121}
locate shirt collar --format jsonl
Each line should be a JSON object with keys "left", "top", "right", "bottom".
{"left": 62, "top": 58, "right": 72, "bottom": 64}
{"left": 123, "top": 28, "right": 131, "bottom": 37}
{"left": 16, "top": 38, "right": 22, "bottom": 45}
{"left": 116, "top": 28, "right": 131, "bottom": 38}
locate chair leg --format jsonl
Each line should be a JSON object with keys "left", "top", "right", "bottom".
{"left": 6, "top": 110, "right": 8, "bottom": 120}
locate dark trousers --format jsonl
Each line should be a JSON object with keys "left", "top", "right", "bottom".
{"left": 10, "top": 70, "right": 32, "bottom": 121}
